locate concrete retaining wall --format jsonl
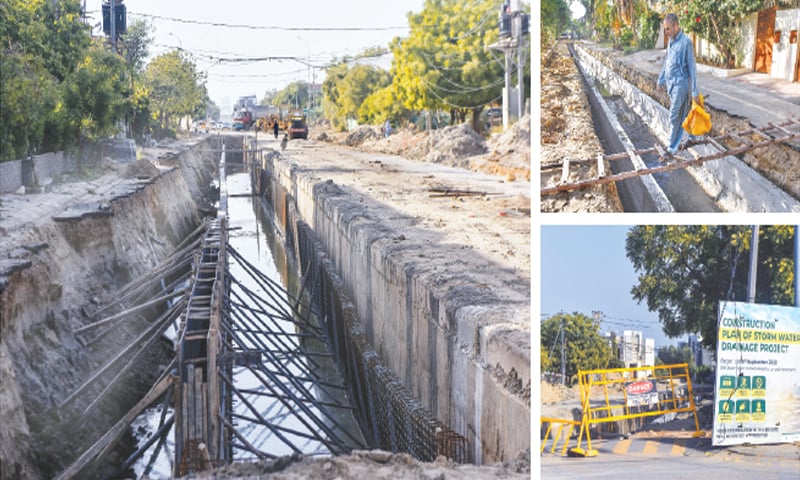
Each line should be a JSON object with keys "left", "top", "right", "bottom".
{"left": 257, "top": 155, "right": 530, "bottom": 464}
{"left": 574, "top": 44, "right": 800, "bottom": 212}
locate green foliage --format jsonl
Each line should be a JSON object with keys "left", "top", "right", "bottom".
{"left": 675, "top": 0, "right": 764, "bottom": 68}
{"left": 542, "top": 0, "right": 571, "bottom": 44}
{"left": 322, "top": 63, "right": 390, "bottom": 130}
{"left": 637, "top": 11, "right": 662, "bottom": 49}
{"left": 61, "top": 46, "right": 130, "bottom": 141}
{"left": 541, "top": 312, "right": 617, "bottom": 380}
{"left": 0, "top": 52, "right": 60, "bottom": 159}
{"left": 626, "top": 226, "right": 795, "bottom": 353}
{"left": 144, "top": 51, "right": 208, "bottom": 134}
{"left": 657, "top": 344, "right": 693, "bottom": 365}
{"left": 390, "top": 0, "right": 514, "bottom": 129}
{"left": 273, "top": 81, "right": 309, "bottom": 110}
{"left": 119, "top": 19, "right": 153, "bottom": 74}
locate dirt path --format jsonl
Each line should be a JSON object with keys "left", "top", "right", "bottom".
{"left": 541, "top": 42, "right": 623, "bottom": 213}
{"left": 276, "top": 134, "right": 531, "bottom": 278}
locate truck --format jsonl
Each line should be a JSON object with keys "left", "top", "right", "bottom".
{"left": 232, "top": 104, "right": 274, "bottom": 131}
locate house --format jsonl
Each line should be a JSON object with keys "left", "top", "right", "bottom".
{"left": 658, "top": 3, "right": 800, "bottom": 82}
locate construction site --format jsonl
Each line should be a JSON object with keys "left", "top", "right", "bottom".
{"left": 541, "top": 40, "right": 800, "bottom": 213}
{"left": 0, "top": 119, "right": 531, "bottom": 479}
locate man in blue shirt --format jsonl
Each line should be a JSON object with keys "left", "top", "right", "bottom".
{"left": 657, "top": 13, "right": 700, "bottom": 160}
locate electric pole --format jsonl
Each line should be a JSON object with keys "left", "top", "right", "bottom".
{"left": 489, "top": 1, "right": 529, "bottom": 130}
{"left": 110, "top": 0, "right": 116, "bottom": 53}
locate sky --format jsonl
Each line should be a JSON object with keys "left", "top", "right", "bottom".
{"left": 85, "top": 0, "right": 426, "bottom": 114}
{"left": 540, "top": 225, "right": 680, "bottom": 349}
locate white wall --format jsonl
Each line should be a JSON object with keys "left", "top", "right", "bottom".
{"left": 740, "top": 13, "right": 758, "bottom": 70}
{"left": 771, "top": 9, "right": 800, "bottom": 81}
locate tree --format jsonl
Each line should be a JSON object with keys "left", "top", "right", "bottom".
{"left": 541, "top": 0, "right": 571, "bottom": 44}
{"left": 321, "top": 62, "right": 390, "bottom": 131}
{"left": 657, "top": 344, "right": 693, "bottom": 365}
{"left": 144, "top": 50, "right": 208, "bottom": 136}
{"left": 390, "top": 0, "right": 516, "bottom": 131}
{"left": 0, "top": 0, "right": 95, "bottom": 160}
{"left": 273, "top": 80, "right": 309, "bottom": 111}
{"left": 676, "top": 0, "right": 764, "bottom": 68}
{"left": 626, "top": 225, "right": 795, "bottom": 353}
{"left": 541, "top": 312, "right": 617, "bottom": 382}
{"left": 60, "top": 46, "right": 130, "bottom": 142}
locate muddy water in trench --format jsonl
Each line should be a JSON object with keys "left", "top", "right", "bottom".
{"left": 601, "top": 93, "right": 721, "bottom": 213}
{"left": 119, "top": 167, "right": 363, "bottom": 479}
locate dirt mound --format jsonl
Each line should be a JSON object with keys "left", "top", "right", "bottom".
{"left": 541, "top": 380, "right": 579, "bottom": 404}
{"left": 181, "top": 449, "right": 530, "bottom": 479}
{"left": 490, "top": 113, "right": 531, "bottom": 156}
{"left": 344, "top": 125, "right": 382, "bottom": 146}
{"left": 124, "top": 159, "right": 160, "bottom": 179}
{"left": 422, "top": 123, "right": 488, "bottom": 168}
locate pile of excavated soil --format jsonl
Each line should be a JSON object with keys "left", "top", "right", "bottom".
{"left": 342, "top": 117, "right": 529, "bottom": 182}
{"left": 344, "top": 125, "right": 382, "bottom": 146}
{"left": 124, "top": 158, "right": 160, "bottom": 179}
{"left": 181, "top": 449, "right": 531, "bottom": 479}
{"left": 540, "top": 42, "right": 623, "bottom": 212}
{"left": 541, "top": 381, "right": 579, "bottom": 405}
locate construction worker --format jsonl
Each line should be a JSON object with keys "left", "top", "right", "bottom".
{"left": 272, "top": 119, "right": 279, "bottom": 139}
{"left": 656, "top": 13, "right": 700, "bottom": 161}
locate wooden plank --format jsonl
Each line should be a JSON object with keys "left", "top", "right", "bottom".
{"left": 542, "top": 129, "right": 800, "bottom": 195}
{"left": 207, "top": 327, "right": 219, "bottom": 460}
{"left": 53, "top": 374, "right": 173, "bottom": 480}
{"left": 560, "top": 158, "right": 570, "bottom": 184}
{"left": 596, "top": 154, "right": 605, "bottom": 178}
{"left": 195, "top": 367, "right": 204, "bottom": 441}
{"left": 187, "top": 365, "right": 195, "bottom": 440}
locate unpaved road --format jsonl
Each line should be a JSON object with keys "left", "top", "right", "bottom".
{"left": 272, "top": 133, "right": 531, "bottom": 279}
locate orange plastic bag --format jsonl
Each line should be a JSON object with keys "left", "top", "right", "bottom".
{"left": 682, "top": 93, "right": 711, "bottom": 136}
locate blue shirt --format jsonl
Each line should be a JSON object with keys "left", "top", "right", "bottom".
{"left": 658, "top": 30, "right": 698, "bottom": 98}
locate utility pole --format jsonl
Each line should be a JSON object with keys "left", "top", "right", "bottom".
{"left": 110, "top": 0, "right": 116, "bottom": 54}
{"left": 747, "top": 225, "right": 759, "bottom": 303}
{"left": 489, "top": 1, "right": 529, "bottom": 130}
{"left": 561, "top": 318, "right": 566, "bottom": 386}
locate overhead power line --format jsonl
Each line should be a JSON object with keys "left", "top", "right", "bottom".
{"left": 128, "top": 11, "right": 410, "bottom": 32}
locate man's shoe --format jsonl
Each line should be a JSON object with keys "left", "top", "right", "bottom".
{"left": 658, "top": 152, "right": 673, "bottom": 163}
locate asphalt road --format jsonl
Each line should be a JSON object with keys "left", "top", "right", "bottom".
{"left": 541, "top": 439, "right": 799, "bottom": 480}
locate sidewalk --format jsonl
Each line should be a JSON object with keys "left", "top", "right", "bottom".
{"left": 614, "top": 47, "right": 800, "bottom": 128}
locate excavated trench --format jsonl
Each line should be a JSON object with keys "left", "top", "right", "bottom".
{"left": 601, "top": 94, "right": 721, "bottom": 212}
{"left": 0, "top": 138, "right": 219, "bottom": 479}
{"left": 1, "top": 136, "right": 491, "bottom": 480}
{"left": 570, "top": 42, "right": 800, "bottom": 213}
{"left": 570, "top": 43, "right": 714, "bottom": 212}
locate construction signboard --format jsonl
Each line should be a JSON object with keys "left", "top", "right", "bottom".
{"left": 713, "top": 301, "right": 800, "bottom": 446}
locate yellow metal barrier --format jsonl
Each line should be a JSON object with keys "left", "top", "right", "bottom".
{"left": 543, "top": 363, "right": 703, "bottom": 457}
{"left": 540, "top": 417, "right": 581, "bottom": 456}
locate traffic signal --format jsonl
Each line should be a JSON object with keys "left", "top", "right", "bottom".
{"left": 102, "top": 2, "right": 127, "bottom": 37}
{"left": 498, "top": 1, "right": 511, "bottom": 38}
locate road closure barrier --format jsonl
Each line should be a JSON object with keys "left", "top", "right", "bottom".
{"left": 540, "top": 417, "right": 581, "bottom": 456}
{"left": 541, "top": 363, "right": 703, "bottom": 457}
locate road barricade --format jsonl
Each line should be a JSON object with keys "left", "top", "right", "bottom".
{"left": 541, "top": 363, "right": 703, "bottom": 457}
{"left": 540, "top": 417, "right": 581, "bottom": 456}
